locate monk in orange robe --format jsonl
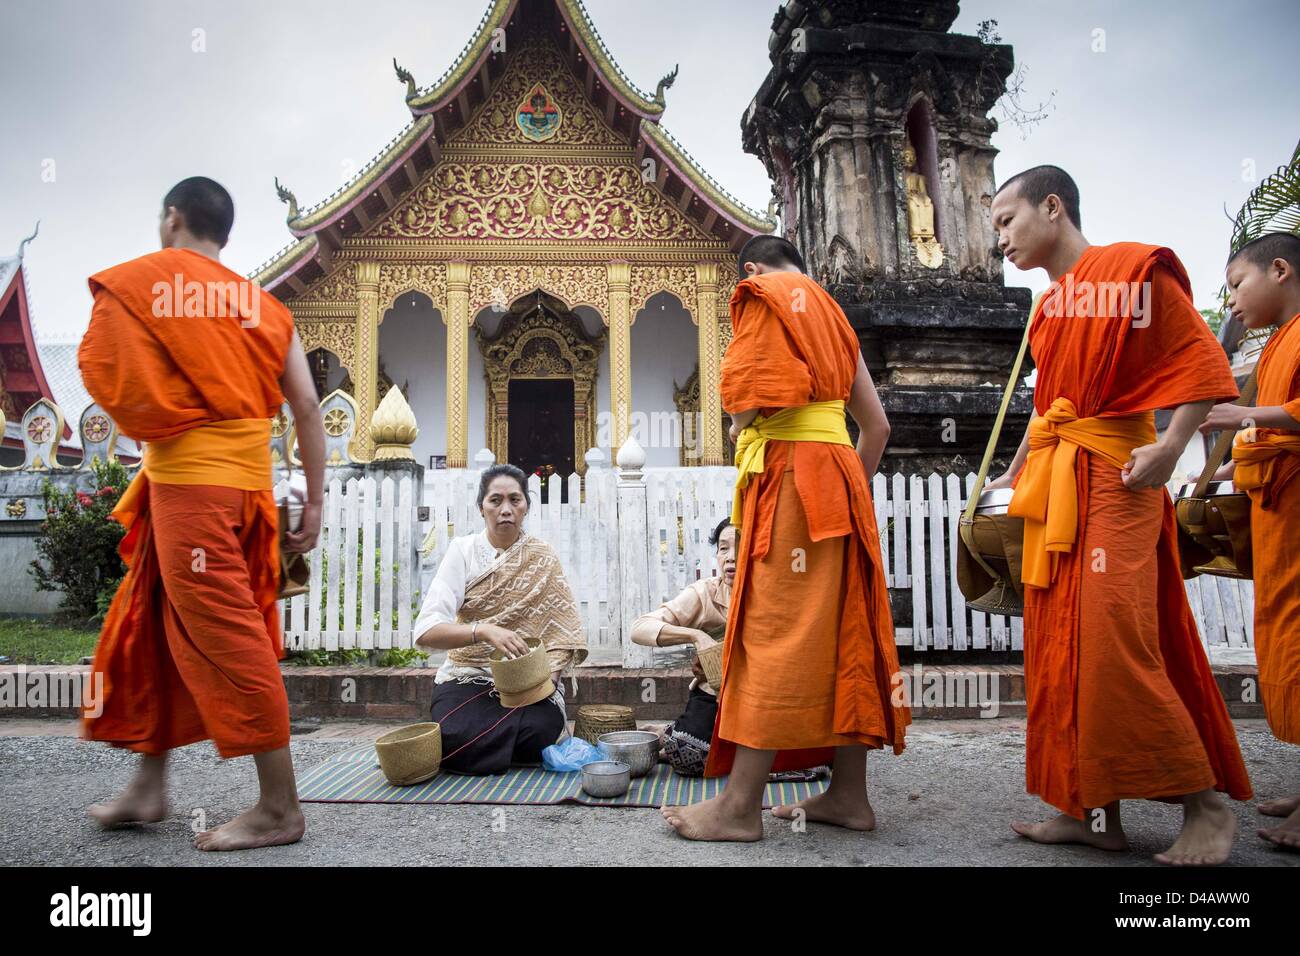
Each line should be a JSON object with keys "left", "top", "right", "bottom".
{"left": 661, "top": 235, "right": 907, "bottom": 842}
{"left": 1202, "top": 232, "right": 1300, "bottom": 851}
{"left": 79, "top": 177, "right": 326, "bottom": 851}
{"left": 985, "top": 165, "right": 1251, "bottom": 865}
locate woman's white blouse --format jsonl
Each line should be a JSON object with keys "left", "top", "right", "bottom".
{"left": 414, "top": 530, "right": 513, "bottom": 684}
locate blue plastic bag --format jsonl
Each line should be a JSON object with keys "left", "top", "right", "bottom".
{"left": 542, "top": 735, "right": 605, "bottom": 772}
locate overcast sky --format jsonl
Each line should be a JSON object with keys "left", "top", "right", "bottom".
{"left": 2, "top": 0, "right": 1297, "bottom": 342}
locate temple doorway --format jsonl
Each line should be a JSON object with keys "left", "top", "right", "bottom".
{"left": 509, "top": 378, "right": 575, "bottom": 500}
{"left": 477, "top": 291, "right": 605, "bottom": 503}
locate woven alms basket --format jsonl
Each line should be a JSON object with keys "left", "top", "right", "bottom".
{"left": 375, "top": 722, "right": 442, "bottom": 786}
{"left": 573, "top": 704, "right": 636, "bottom": 744}
{"left": 697, "top": 642, "right": 724, "bottom": 690}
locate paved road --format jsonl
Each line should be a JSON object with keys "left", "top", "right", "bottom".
{"left": 1, "top": 718, "right": 1296, "bottom": 867}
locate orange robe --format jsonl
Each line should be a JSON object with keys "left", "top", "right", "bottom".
{"left": 1233, "top": 312, "right": 1300, "bottom": 743}
{"left": 705, "top": 272, "right": 908, "bottom": 776}
{"left": 79, "top": 248, "right": 295, "bottom": 758}
{"left": 1020, "top": 242, "right": 1252, "bottom": 816}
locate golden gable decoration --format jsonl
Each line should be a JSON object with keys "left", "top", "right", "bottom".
{"left": 459, "top": 36, "right": 620, "bottom": 149}
{"left": 470, "top": 263, "right": 607, "bottom": 317}
{"left": 373, "top": 160, "right": 709, "bottom": 243}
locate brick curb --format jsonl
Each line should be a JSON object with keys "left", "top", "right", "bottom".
{"left": 0, "top": 662, "right": 1263, "bottom": 722}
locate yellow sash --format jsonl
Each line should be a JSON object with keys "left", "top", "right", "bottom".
{"left": 731, "top": 400, "right": 853, "bottom": 525}
{"left": 1232, "top": 427, "right": 1300, "bottom": 501}
{"left": 1008, "top": 398, "right": 1155, "bottom": 589}
{"left": 141, "top": 418, "right": 273, "bottom": 489}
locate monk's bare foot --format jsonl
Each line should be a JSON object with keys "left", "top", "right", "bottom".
{"left": 193, "top": 803, "right": 305, "bottom": 852}
{"left": 1258, "top": 804, "right": 1300, "bottom": 852}
{"left": 1011, "top": 813, "right": 1129, "bottom": 851}
{"left": 1257, "top": 793, "right": 1300, "bottom": 818}
{"left": 1154, "top": 792, "right": 1236, "bottom": 866}
{"left": 87, "top": 791, "right": 166, "bottom": 829}
{"left": 660, "top": 796, "right": 762, "bottom": 842}
{"left": 772, "top": 789, "right": 876, "bottom": 831}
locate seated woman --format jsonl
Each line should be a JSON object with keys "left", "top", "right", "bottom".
{"left": 414, "top": 464, "right": 587, "bottom": 774}
{"left": 631, "top": 517, "right": 735, "bottom": 776}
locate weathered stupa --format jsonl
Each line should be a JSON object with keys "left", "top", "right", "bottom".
{"left": 743, "top": 0, "right": 1033, "bottom": 474}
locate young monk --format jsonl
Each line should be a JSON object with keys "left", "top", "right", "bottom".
{"left": 660, "top": 235, "right": 907, "bottom": 842}
{"left": 984, "top": 165, "right": 1252, "bottom": 865}
{"left": 1201, "top": 232, "right": 1300, "bottom": 851}
{"left": 79, "top": 176, "right": 326, "bottom": 851}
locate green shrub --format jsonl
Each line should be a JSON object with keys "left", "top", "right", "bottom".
{"left": 29, "top": 459, "right": 131, "bottom": 620}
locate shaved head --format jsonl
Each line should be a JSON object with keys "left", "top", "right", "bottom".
{"left": 995, "top": 165, "right": 1081, "bottom": 231}
{"left": 737, "top": 234, "right": 806, "bottom": 280}
{"left": 1228, "top": 232, "right": 1300, "bottom": 275}
{"left": 162, "top": 176, "right": 235, "bottom": 247}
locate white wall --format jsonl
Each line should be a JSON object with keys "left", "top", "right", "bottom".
{"left": 631, "top": 292, "right": 698, "bottom": 468}
{"left": 379, "top": 294, "right": 445, "bottom": 469}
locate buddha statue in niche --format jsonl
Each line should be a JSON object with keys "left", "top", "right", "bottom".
{"left": 901, "top": 141, "right": 944, "bottom": 269}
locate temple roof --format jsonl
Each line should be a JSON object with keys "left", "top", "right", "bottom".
{"left": 252, "top": 0, "right": 773, "bottom": 294}
{"left": 0, "top": 228, "right": 73, "bottom": 442}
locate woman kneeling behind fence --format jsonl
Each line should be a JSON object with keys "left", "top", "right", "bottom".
{"left": 413, "top": 464, "right": 587, "bottom": 774}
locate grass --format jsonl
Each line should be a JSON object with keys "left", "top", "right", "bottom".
{"left": 0, "top": 618, "right": 430, "bottom": 668}
{"left": 0, "top": 617, "right": 100, "bottom": 665}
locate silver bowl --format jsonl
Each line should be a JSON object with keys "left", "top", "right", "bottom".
{"left": 597, "top": 730, "right": 660, "bottom": 778}
{"left": 580, "top": 760, "right": 631, "bottom": 797}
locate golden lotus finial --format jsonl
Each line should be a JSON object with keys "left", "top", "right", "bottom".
{"left": 368, "top": 386, "right": 419, "bottom": 460}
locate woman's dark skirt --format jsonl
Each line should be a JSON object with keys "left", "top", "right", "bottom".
{"left": 429, "top": 677, "right": 566, "bottom": 775}
{"left": 662, "top": 684, "right": 828, "bottom": 781}
{"left": 662, "top": 684, "right": 718, "bottom": 777}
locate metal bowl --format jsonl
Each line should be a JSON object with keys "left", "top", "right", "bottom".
{"left": 1175, "top": 480, "right": 1239, "bottom": 499}
{"left": 975, "top": 486, "right": 1016, "bottom": 514}
{"left": 597, "top": 730, "right": 660, "bottom": 778}
{"left": 580, "top": 760, "right": 631, "bottom": 797}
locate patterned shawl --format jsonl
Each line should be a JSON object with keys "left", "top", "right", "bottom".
{"left": 448, "top": 533, "right": 588, "bottom": 671}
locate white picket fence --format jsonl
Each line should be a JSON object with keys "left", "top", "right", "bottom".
{"left": 276, "top": 472, "right": 420, "bottom": 652}
{"left": 277, "top": 463, "right": 1255, "bottom": 655}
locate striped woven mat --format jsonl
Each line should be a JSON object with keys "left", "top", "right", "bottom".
{"left": 297, "top": 745, "right": 828, "bottom": 808}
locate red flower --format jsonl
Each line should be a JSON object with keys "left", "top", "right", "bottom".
{"left": 76, "top": 492, "right": 93, "bottom": 507}
{"left": 96, "top": 486, "right": 116, "bottom": 497}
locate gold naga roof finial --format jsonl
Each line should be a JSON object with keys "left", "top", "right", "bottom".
{"left": 17, "top": 220, "right": 39, "bottom": 259}
{"left": 393, "top": 58, "right": 418, "bottom": 101}
{"left": 274, "top": 177, "right": 300, "bottom": 222}
{"left": 654, "top": 64, "right": 679, "bottom": 107}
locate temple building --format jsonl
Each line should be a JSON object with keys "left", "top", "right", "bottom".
{"left": 1, "top": 227, "right": 136, "bottom": 467}
{"left": 252, "top": 0, "right": 775, "bottom": 475}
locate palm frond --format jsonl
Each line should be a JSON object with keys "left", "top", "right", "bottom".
{"left": 1218, "top": 139, "right": 1300, "bottom": 330}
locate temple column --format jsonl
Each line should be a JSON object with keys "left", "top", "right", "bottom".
{"left": 350, "top": 260, "right": 381, "bottom": 461}
{"left": 606, "top": 260, "right": 632, "bottom": 451}
{"left": 445, "top": 260, "right": 471, "bottom": 468}
{"left": 695, "top": 261, "right": 725, "bottom": 466}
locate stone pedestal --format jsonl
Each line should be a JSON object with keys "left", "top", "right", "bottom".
{"left": 743, "top": 0, "right": 1035, "bottom": 475}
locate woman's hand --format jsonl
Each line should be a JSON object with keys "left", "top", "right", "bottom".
{"left": 1212, "top": 461, "right": 1237, "bottom": 482}
{"left": 693, "top": 631, "right": 719, "bottom": 651}
{"left": 479, "top": 623, "right": 531, "bottom": 659}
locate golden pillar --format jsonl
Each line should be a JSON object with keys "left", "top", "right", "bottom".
{"left": 606, "top": 260, "right": 632, "bottom": 451}
{"left": 351, "top": 259, "right": 381, "bottom": 461}
{"left": 445, "top": 260, "right": 471, "bottom": 468}
{"left": 695, "top": 261, "right": 725, "bottom": 466}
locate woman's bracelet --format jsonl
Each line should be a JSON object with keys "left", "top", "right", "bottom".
{"left": 469, "top": 621, "right": 479, "bottom": 647}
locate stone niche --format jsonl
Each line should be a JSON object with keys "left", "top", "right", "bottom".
{"left": 743, "top": 0, "right": 1034, "bottom": 475}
